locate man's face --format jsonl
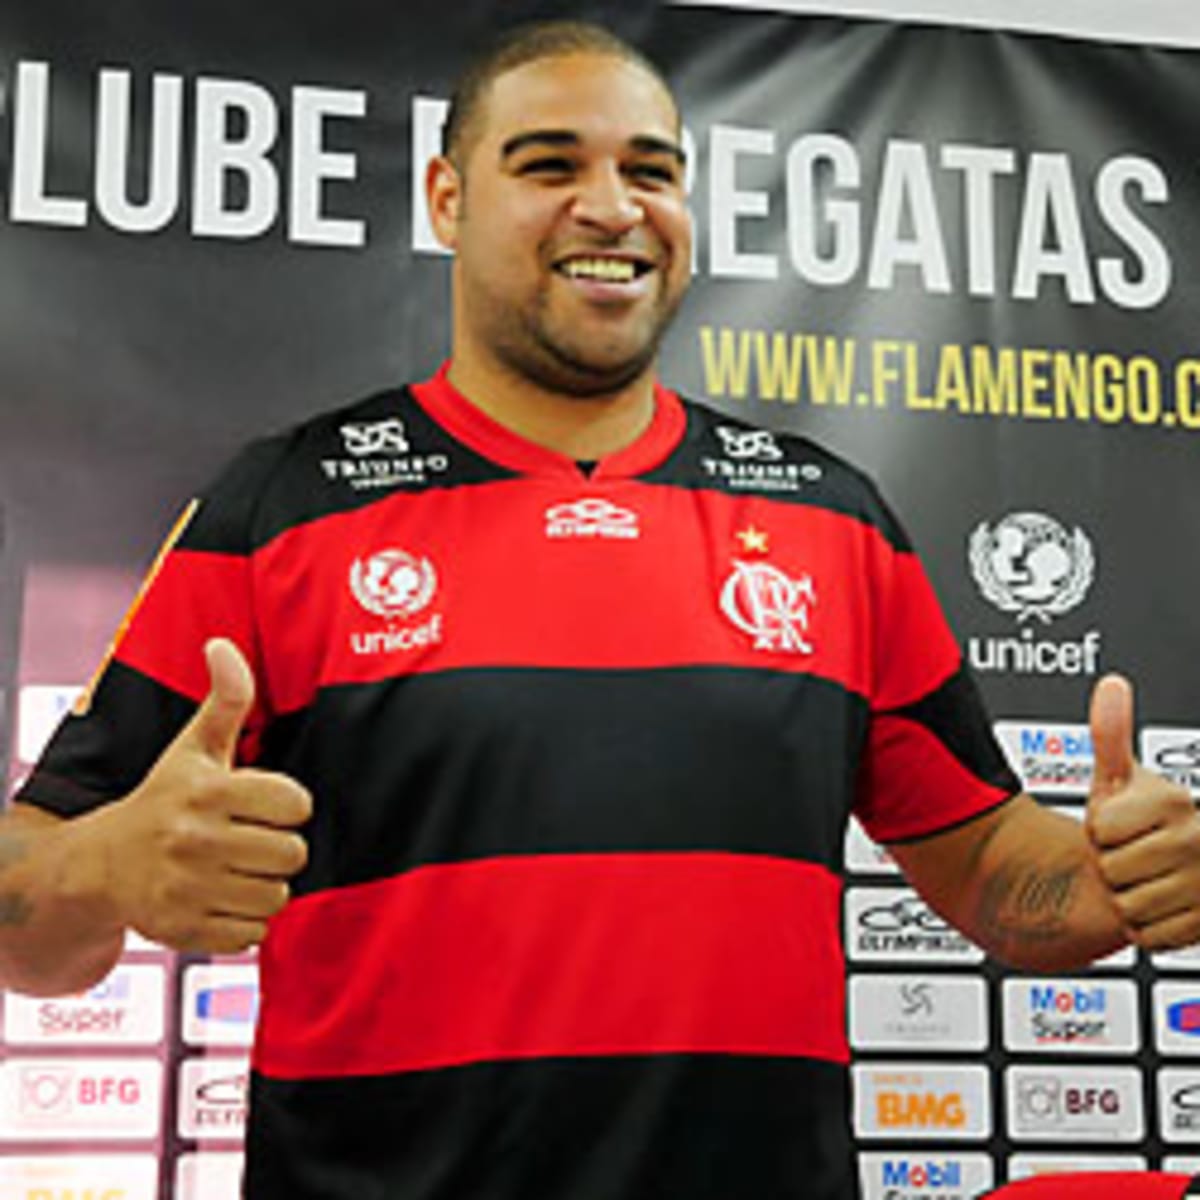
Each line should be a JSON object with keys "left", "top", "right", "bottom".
{"left": 429, "top": 52, "right": 692, "bottom": 397}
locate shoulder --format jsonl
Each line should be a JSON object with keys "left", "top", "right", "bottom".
{"left": 670, "top": 393, "right": 912, "bottom": 551}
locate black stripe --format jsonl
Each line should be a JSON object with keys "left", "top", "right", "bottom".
{"left": 245, "top": 1054, "right": 857, "bottom": 1200}
{"left": 259, "top": 666, "right": 870, "bottom": 895}
{"left": 15, "top": 661, "right": 194, "bottom": 816}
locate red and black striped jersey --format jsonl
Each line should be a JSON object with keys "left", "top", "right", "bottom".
{"left": 19, "top": 366, "right": 1019, "bottom": 1200}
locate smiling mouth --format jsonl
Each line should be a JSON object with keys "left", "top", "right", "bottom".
{"left": 554, "top": 256, "right": 653, "bottom": 283}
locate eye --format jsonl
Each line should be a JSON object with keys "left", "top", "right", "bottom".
{"left": 517, "top": 157, "right": 576, "bottom": 178}
{"left": 627, "top": 161, "right": 681, "bottom": 186}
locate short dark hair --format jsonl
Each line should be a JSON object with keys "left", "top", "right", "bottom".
{"left": 441, "top": 19, "right": 676, "bottom": 167}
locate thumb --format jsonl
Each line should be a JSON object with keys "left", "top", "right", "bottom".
{"left": 178, "top": 638, "right": 256, "bottom": 766}
{"left": 1089, "top": 672, "right": 1136, "bottom": 802}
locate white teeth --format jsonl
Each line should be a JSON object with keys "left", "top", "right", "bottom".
{"left": 561, "top": 258, "right": 638, "bottom": 282}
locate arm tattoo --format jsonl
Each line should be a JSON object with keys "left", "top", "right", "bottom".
{"left": 977, "top": 861, "right": 1081, "bottom": 951}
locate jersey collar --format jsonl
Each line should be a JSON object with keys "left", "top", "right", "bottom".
{"left": 410, "top": 362, "right": 685, "bottom": 480}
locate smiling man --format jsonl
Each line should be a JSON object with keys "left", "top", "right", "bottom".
{"left": 4, "top": 19, "right": 1200, "bottom": 1200}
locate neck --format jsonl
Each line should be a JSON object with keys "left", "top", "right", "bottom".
{"left": 445, "top": 354, "right": 657, "bottom": 461}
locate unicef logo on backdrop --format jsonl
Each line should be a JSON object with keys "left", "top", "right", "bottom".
{"left": 966, "top": 511, "right": 1102, "bottom": 677}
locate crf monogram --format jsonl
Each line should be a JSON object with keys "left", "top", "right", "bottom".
{"left": 720, "top": 561, "right": 816, "bottom": 653}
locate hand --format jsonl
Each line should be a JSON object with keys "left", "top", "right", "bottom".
{"left": 1086, "top": 673, "right": 1200, "bottom": 950}
{"left": 101, "top": 638, "right": 311, "bottom": 954}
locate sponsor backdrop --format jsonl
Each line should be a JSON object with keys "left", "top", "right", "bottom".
{"left": 2, "top": 1, "right": 1199, "bottom": 1196}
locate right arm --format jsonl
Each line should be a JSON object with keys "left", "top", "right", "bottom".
{"left": 0, "top": 639, "right": 311, "bottom": 997}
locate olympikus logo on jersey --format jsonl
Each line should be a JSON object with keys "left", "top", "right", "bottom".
{"left": 341, "top": 418, "right": 410, "bottom": 455}
{"left": 545, "top": 498, "right": 640, "bottom": 540}
{"left": 719, "top": 560, "right": 816, "bottom": 654}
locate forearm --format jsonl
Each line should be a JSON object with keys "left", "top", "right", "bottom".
{"left": 892, "top": 797, "right": 1129, "bottom": 972}
{"left": 0, "top": 804, "right": 126, "bottom": 996}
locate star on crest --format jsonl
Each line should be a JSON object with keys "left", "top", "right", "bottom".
{"left": 735, "top": 525, "right": 770, "bottom": 554}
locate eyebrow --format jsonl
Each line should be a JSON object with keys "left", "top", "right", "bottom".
{"left": 499, "top": 129, "right": 686, "bottom": 165}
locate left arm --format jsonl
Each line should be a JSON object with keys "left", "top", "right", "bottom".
{"left": 889, "top": 793, "right": 1126, "bottom": 971}
{"left": 890, "top": 674, "right": 1200, "bottom": 971}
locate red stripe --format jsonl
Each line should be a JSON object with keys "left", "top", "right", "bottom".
{"left": 253, "top": 852, "right": 848, "bottom": 1079}
{"left": 244, "top": 484, "right": 952, "bottom": 716}
{"left": 855, "top": 714, "right": 1013, "bottom": 843}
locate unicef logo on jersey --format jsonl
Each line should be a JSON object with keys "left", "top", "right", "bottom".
{"left": 720, "top": 560, "right": 816, "bottom": 654}
{"left": 969, "top": 512, "right": 1093, "bottom": 624}
{"left": 966, "top": 512, "right": 1102, "bottom": 678}
{"left": 349, "top": 549, "right": 437, "bottom": 620}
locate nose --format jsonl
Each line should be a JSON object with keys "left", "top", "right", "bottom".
{"left": 570, "top": 162, "right": 642, "bottom": 233}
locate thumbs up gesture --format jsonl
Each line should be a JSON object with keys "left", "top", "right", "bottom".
{"left": 103, "top": 638, "right": 312, "bottom": 954}
{"left": 1086, "top": 673, "right": 1200, "bottom": 950}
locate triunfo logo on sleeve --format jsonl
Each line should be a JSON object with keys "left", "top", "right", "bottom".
{"left": 857, "top": 1152, "right": 993, "bottom": 1200}
{"left": 1005, "top": 1066, "right": 1143, "bottom": 1141}
{"left": 182, "top": 964, "right": 260, "bottom": 1048}
{"left": 0, "top": 1154, "right": 158, "bottom": 1200}
{"left": 1002, "top": 978, "right": 1139, "bottom": 1054}
{"left": 3, "top": 963, "right": 166, "bottom": 1046}
{"left": 993, "top": 721, "right": 1094, "bottom": 796}
{"left": 1158, "top": 1069, "right": 1200, "bottom": 1142}
{"left": 175, "top": 1152, "right": 245, "bottom": 1200}
{"left": 178, "top": 1058, "right": 250, "bottom": 1141}
{"left": 853, "top": 1064, "right": 991, "bottom": 1140}
{"left": 849, "top": 975, "right": 987, "bottom": 1051}
{"left": 1154, "top": 983, "right": 1200, "bottom": 1055}
{"left": 845, "top": 889, "right": 984, "bottom": 964}
{"left": 843, "top": 818, "right": 900, "bottom": 875}
{"left": 1141, "top": 727, "right": 1200, "bottom": 796}
{"left": 0, "top": 1058, "right": 162, "bottom": 1140}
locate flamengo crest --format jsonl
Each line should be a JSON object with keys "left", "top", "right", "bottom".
{"left": 720, "top": 560, "right": 816, "bottom": 653}
{"left": 349, "top": 549, "right": 437, "bottom": 620}
{"left": 969, "top": 512, "right": 1094, "bottom": 625}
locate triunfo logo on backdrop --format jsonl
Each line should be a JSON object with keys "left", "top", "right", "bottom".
{"left": 1141, "top": 727, "right": 1200, "bottom": 796}
{"left": 853, "top": 1064, "right": 991, "bottom": 1140}
{"left": 1154, "top": 983, "right": 1200, "bottom": 1055}
{"left": 1006, "top": 1066, "right": 1143, "bottom": 1141}
{"left": 846, "top": 889, "right": 985, "bottom": 964}
{"left": 3, "top": 963, "right": 166, "bottom": 1047}
{"left": 0, "top": 1154, "right": 159, "bottom": 1200}
{"left": 993, "top": 721, "right": 1093, "bottom": 797}
{"left": 1158, "top": 1069, "right": 1200, "bottom": 1142}
{"left": 849, "top": 975, "right": 987, "bottom": 1051}
{"left": 857, "top": 1153, "right": 993, "bottom": 1200}
{"left": 1002, "top": 979, "right": 1139, "bottom": 1054}
{"left": 0, "top": 1058, "right": 162, "bottom": 1140}
{"left": 700, "top": 425, "right": 823, "bottom": 493}
{"left": 966, "top": 511, "right": 1102, "bottom": 677}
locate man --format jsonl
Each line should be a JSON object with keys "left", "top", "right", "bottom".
{"left": 2, "top": 20, "right": 1199, "bottom": 1200}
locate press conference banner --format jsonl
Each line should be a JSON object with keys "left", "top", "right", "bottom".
{"left": 1, "top": 2, "right": 1199, "bottom": 1196}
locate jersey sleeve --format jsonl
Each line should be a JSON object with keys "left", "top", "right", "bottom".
{"left": 13, "top": 438, "right": 285, "bottom": 818}
{"left": 851, "top": 486, "right": 1020, "bottom": 844}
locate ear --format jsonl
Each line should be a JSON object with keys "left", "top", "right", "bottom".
{"left": 426, "top": 155, "right": 463, "bottom": 250}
